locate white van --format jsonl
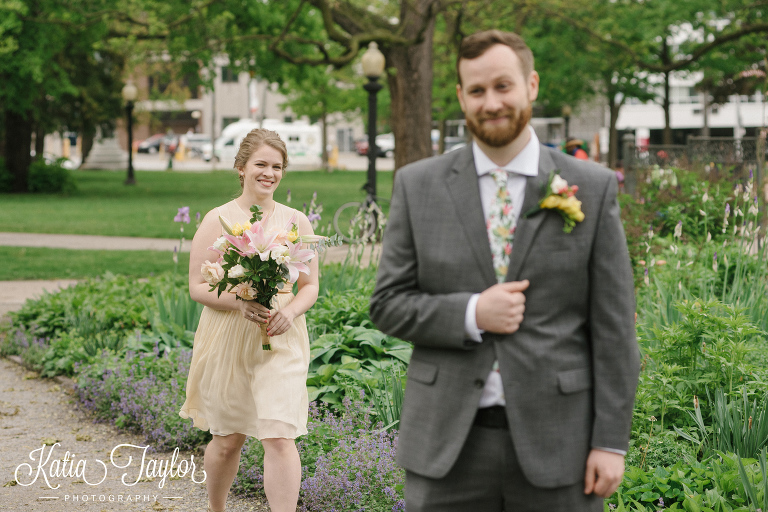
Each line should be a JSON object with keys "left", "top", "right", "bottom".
{"left": 204, "top": 119, "right": 322, "bottom": 169}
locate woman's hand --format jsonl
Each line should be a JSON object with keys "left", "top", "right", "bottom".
{"left": 238, "top": 300, "right": 271, "bottom": 324}
{"left": 267, "top": 308, "right": 296, "bottom": 336}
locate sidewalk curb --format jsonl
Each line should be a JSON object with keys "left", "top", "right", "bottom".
{"left": 4, "top": 354, "right": 77, "bottom": 391}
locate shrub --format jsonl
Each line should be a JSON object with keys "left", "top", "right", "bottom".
{"left": 27, "top": 158, "right": 77, "bottom": 194}
{"left": 232, "top": 396, "right": 405, "bottom": 512}
{"left": 75, "top": 349, "right": 210, "bottom": 451}
{"left": 300, "top": 426, "right": 404, "bottom": 512}
{"left": 626, "top": 428, "right": 695, "bottom": 472}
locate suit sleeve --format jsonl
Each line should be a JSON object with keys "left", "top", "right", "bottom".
{"left": 370, "top": 173, "right": 475, "bottom": 350}
{"left": 588, "top": 175, "right": 641, "bottom": 451}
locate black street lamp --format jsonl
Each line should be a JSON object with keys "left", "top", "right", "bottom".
{"left": 562, "top": 104, "right": 572, "bottom": 140}
{"left": 122, "top": 81, "right": 138, "bottom": 185}
{"left": 361, "top": 42, "right": 386, "bottom": 198}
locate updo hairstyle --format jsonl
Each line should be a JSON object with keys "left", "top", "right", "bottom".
{"left": 234, "top": 129, "right": 288, "bottom": 188}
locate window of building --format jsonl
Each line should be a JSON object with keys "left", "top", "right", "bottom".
{"left": 222, "top": 117, "right": 239, "bottom": 132}
{"left": 221, "top": 66, "right": 239, "bottom": 83}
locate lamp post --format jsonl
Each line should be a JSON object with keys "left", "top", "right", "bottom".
{"left": 562, "top": 104, "right": 572, "bottom": 140}
{"left": 122, "top": 81, "right": 138, "bottom": 185}
{"left": 361, "top": 42, "right": 385, "bottom": 198}
{"left": 191, "top": 110, "right": 202, "bottom": 132}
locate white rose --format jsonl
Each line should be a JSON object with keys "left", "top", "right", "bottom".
{"left": 274, "top": 252, "right": 289, "bottom": 265}
{"left": 212, "top": 236, "right": 228, "bottom": 252}
{"left": 228, "top": 264, "right": 246, "bottom": 279}
{"left": 231, "top": 282, "right": 257, "bottom": 300}
{"left": 201, "top": 260, "right": 225, "bottom": 285}
{"left": 550, "top": 174, "right": 568, "bottom": 195}
{"left": 270, "top": 246, "right": 289, "bottom": 264}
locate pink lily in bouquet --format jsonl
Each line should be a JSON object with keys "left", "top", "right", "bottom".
{"left": 244, "top": 222, "right": 283, "bottom": 260}
{"left": 282, "top": 240, "right": 316, "bottom": 283}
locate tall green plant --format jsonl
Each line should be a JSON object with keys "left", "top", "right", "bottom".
{"left": 738, "top": 448, "right": 768, "bottom": 512}
{"left": 676, "top": 387, "right": 768, "bottom": 460}
{"left": 366, "top": 365, "right": 404, "bottom": 432}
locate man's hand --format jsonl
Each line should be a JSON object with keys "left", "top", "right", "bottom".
{"left": 476, "top": 280, "right": 529, "bottom": 334}
{"left": 583, "top": 449, "right": 625, "bottom": 497}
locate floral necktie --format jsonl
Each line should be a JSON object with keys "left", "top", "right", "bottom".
{"left": 486, "top": 168, "right": 516, "bottom": 283}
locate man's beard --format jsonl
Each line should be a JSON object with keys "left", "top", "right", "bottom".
{"left": 466, "top": 103, "right": 532, "bottom": 148}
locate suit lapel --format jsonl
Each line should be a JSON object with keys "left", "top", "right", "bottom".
{"left": 506, "top": 145, "right": 557, "bottom": 282}
{"left": 446, "top": 146, "right": 497, "bottom": 287}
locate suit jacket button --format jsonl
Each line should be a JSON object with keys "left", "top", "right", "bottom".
{"left": 474, "top": 379, "right": 485, "bottom": 389}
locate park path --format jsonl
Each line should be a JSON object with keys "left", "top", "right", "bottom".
{"left": 0, "top": 231, "right": 377, "bottom": 318}
{"left": 0, "top": 231, "right": 378, "bottom": 511}
{"left": 0, "top": 355, "right": 269, "bottom": 512}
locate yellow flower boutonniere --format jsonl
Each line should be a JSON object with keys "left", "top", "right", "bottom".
{"left": 525, "top": 171, "right": 585, "bottom": 233}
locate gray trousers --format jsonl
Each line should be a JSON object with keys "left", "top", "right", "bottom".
{"left": 405, "top": 425, "right": 604, "bottom": 512}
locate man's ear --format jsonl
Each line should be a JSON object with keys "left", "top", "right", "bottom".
{"left": 528, "top": 71, "right": 540, "bottom": 103}
{"left": 456, "top": 83, "right": 466, "bottom": 113}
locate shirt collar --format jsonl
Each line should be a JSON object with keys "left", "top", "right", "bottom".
{"left": 472, "top": 125, "right": 539, "bottom": 178}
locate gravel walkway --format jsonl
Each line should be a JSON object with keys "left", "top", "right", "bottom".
{"left": 0, "top": 356, "right": 269, "bottom": 511}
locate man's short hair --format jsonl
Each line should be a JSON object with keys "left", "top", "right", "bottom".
{"left": 457, "top": 30, "right": 534, "bottom": 85}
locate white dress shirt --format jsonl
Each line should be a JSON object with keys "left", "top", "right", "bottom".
{"left": 464, "top": 126, "right": 539, "bottom": 408}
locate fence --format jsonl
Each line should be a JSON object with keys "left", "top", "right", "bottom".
{"left": 622, "top": 135, "right": 766, "bottom": 200}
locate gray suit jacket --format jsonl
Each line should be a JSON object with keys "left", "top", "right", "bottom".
{"left": 370, "top": 144, "right": 640, "bottom": 488}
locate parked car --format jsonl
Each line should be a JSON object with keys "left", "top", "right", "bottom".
{"left": 354, "top": 136, "right": 369, "bottom": 156}
{"left": 137, "top": 134, "right": 165, "bottom": 153}
{"left": 444, "top": 136, "right": 467, "bottom": 153}
{"left": 354, "top": 134, "right": 394, "bottom": 157}
{"left": 376, "top": 133, "right": 395, "bottom": 157}
{"left": 163, "top": 134, "right": 179, "bottom": 153}
{"left": 183, "top": 134, "right": 211, "bottom": 158}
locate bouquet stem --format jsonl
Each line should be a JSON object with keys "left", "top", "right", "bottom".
{"left": 260, "top": 322, "right": 271, "bottom": 351}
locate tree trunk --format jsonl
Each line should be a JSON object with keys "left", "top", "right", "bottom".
{"left": 384, "top": 3, "right": 435, "bottom": 174}
{"left": 6, "top": 110, "right": 33, "bottom": 192}
{"left": 438, "top": 118, "right": 447, "bottom": 155}
{"left": 663, "top": 70, "right": 672, "bottom": 145}
{"left": 701, "top": 89, "right": 710, "bottom": 137}
{"left": 82, "top": 126, "right": 95, "bottom": 164}
{"left": 0, "top": 108, "right": 6, "bottom": 159}
{"left": 34, "top": 124, "right": 45, "bottom": 160}
{"left": 608, "top": 96, "right": 622, "bottom": 169}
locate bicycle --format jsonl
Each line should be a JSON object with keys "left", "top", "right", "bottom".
{"left": 333, "top": 192, "right": 389, "bottom": 244}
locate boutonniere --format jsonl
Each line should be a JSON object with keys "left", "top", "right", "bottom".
{"left": 524, "top": 171, "right": 585, "bottom": 233}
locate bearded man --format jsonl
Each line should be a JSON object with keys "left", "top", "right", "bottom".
{"left": 370, "top": 30, "right": 640, "bottom": 512}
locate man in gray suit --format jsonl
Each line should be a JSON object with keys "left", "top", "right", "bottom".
{"left": 370, "top": 30, "right": 640, "bottom": 511}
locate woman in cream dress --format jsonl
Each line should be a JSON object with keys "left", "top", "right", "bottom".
{"left": 180, "top": 129, "right": 318, "bottom": 512}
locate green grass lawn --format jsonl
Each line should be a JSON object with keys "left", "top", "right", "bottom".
{"left": 0, "top": 246, "right": 190, "bottom": 280}
{"left": 0, "top": 169, "right": 394, "bottom": 239}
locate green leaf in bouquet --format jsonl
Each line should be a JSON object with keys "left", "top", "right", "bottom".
{"left": 249, "top": 204, "right": 263, "bottom": 223}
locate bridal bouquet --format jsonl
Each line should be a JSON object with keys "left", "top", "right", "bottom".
{"left": 201, "top": 205, "right": 340, "bottom": 350}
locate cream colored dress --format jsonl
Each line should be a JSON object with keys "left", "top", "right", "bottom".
{"left": 179, "top": 200, "right": 310, "bottom": 440}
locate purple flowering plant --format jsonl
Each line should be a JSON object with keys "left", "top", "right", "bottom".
{"left": 302, "top": 191, "right": 323, "bottom": 229}
{"left": 232, "top": 395, "right": 405, "bottom": 511}
{"left": 76, "top": 348, "right": 210, "bottom": 451}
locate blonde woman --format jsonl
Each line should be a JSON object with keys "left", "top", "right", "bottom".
{"left": 180, "top": 129, "right": 319, "bottom": 512}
